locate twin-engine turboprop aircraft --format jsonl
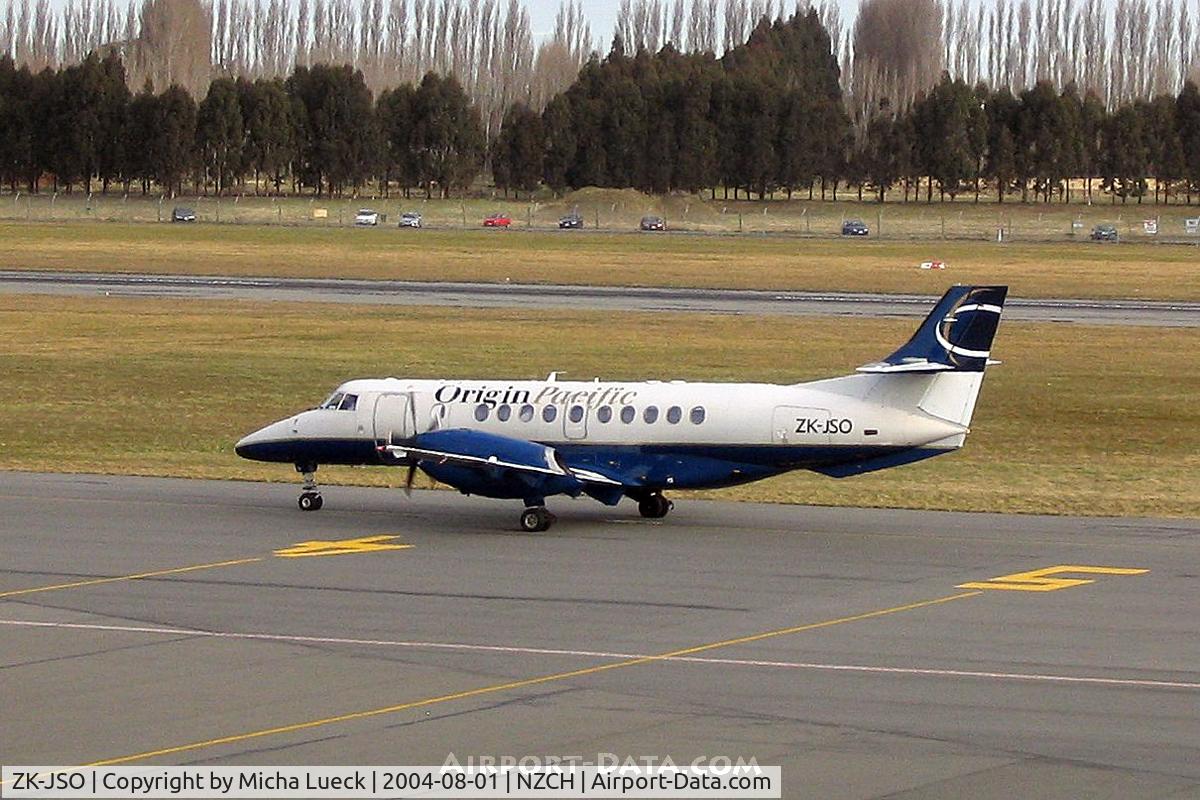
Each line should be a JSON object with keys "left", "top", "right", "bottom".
{"left": 236, "top": 285, "right": 1007, "bottom": 531}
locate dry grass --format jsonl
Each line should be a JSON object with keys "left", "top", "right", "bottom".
{"left": 2, "top": 221, "right": 1199, "bottom": 301}
{"left": 1, "top": 295, "right": 1196, "bottom": 517}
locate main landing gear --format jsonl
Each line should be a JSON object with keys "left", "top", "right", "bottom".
{"left": 638, "top": 493, "right": 673, "bottom": 519}
{"left": 519, "top": 505, "right": 556, "bottom": 533}
{"left": 296, "top": 463, "right": 323, "bottom": 511}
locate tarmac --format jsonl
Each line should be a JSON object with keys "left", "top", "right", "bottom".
{"left": 3, "top": 270, "right": 1199, "bottom": 326}
{"left": 2, "top": 472, "right": 1198, "bottom": 797}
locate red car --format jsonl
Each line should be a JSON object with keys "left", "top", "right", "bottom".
{"left": 482, "top": 212, "right": 512, "bottom": 227}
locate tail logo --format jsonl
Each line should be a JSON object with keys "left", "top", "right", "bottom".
{"left": 935, "top": 301, "right": 1004, "bottom": 361}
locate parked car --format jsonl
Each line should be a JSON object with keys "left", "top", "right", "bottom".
{"left": 354, "top": 209, "right": 381, "bottom": 226}
{"left": 171, "top": 206, "right": 196, "bottom": 223}
{"left": 559, "top": 211, "right": 584, "bottom": 229}
{"left": 483, "top": 212, "right": 512, "bottom": 227}
{"left": 399, "top": 211, "right": 423, "bottom": 228}
{"left": 639, "top": 215, "right": 665, "bottom": 231}
{"left": 841, "top": 218, "right": 869, "bottom": 236}
{"left": 1091, "top": 223, "right": 1119, "bottom": 242}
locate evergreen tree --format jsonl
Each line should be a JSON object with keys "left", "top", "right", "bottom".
{"left": 95, "top": 53, "right": 131, "bottom": 194}
{"left": 153, "top": 85, "right": 198, "bottom": 196}
{"left": 1100, "top": 104, "right": 1148, "bottom": 203}
{"left": 411, "top": 72, "right": 485, "bottom": 198}
{"left": 1177, "top": 82, "right": 1200, "bottom": 202}
{"left": 541, "top": 94, "right": 576, "bottom": 194}
{"left": 197, "top": 77, "right": 245, "bottom": 195}
{"left": 492, "top": 102, "right": 544, "bottom": 197}
{"left": 377, "top": 83, "right": 419, "bottom": 196}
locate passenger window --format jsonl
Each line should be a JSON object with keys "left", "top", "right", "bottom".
{"left": 568, "top": 405, "right": 584, "bottom": 423}
{"left": 690, "top": 406, "right": 706, "bottom": 424}
{"left": 620, "top": 406, "right": 635, "bottom": 424}
{"left": 666, "top": 406, "right": 681, "bottom": 424}
{"left": 497, "top": 404, "right": 512, "bottom": 422}
{"left": 339, "top": 394, "right": 358, "bottom": 411}
{"left": 597, "top": 406, "right": 612, "bottom": 423}
{"left": 542, "top": 405, "right": 557, "bottom": 422}
{"left": 519, "top": 404, "right": 535, "bottom": 422}
{"left": 474, "top": 404, "right": 489, "bottom": 422}
{"left": 643, "top": 406, "right": 659, "bottom": 424}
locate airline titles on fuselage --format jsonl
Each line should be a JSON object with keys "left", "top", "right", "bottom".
{"left": 433, "top": 384, "right": 639, "bottom": 409}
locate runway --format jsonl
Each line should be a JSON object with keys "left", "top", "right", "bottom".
{"left": 2, "top": 472, "right": 1198, "bottom": 797}
{"left": 3, "top": 270, "right": 1199, "bottom": 326}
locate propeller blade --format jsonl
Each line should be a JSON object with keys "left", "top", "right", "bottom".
{"left": 404, "top": 463, "right": 417, "bottom": 497}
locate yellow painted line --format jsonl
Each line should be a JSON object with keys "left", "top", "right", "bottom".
{"left": 958, "top": 565, "right": 1148, "bottom": 592}
{"left": 274, "top": 535, "right": 413, "bottom": 558}
{"left": 85, "top": 590, "right": 981, "bottom": 766}
{"left": 0, "top": 558, "right": 263, "bottom": 599}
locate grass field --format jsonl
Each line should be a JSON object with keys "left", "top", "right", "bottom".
{"left": 3, "top": 221, "right": 1200, "bottom": 301}
{"left": 2, "top": 295, "right": 1196, "bottom": 517}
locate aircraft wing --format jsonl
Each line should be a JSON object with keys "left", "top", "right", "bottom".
{"left": 377, "top": 429, "right": 622, "bottom": 503}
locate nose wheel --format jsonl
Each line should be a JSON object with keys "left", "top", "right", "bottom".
{"left": 519, "top": 506, "right": 555, "bottom": 532}
{"left": 296, "top": 463, "right": 323, "bottom": 511}
{"left": 638, "top": 493, "right": 673, "bottom": 519}
{"left": 298, "top": 491, "right": 323, "bottom": 511}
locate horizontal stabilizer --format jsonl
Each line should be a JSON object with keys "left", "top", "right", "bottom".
{"left": 856, "top": 360, "right": 954, "bottom": 374}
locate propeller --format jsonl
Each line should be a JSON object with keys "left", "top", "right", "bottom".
{"left": 404, "top": 463, "right": 418, "bottom": 497}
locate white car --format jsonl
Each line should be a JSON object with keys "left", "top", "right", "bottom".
{"left": 354, "top": 209, "right": 380, "bottom": 226}
{"left": 399, "top": 211, "right": 422, "bottom": 228}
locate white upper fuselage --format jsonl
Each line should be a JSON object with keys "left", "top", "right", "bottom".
{"left": 260, "top": 375, "right": 967, "bottom": 452}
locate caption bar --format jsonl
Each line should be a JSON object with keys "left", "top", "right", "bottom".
{"left": 2, "top": 766, "right": 781, "bottom": 799}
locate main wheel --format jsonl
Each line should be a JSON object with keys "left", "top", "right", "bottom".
{"left": 638, "top": 494, "right": 672, "bottom": 519}
{"left": 298, "top": 492, "right": 322, "bottom": 511}
{"left": 519, "top": 507, "right": 554, "bottom": 532}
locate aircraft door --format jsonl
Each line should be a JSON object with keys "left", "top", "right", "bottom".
{"left": 563, "top": 403, "right": 588, "bottom": 440}
{"left": 373, "top": 393, "right": 414, "bottom": 444}
{"left": 772, "top": 406, "right": 831, "bottom": 445}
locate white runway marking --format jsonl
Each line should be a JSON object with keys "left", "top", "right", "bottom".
{"left": 2, "top": 617, "right": 1197, "bottom": 691}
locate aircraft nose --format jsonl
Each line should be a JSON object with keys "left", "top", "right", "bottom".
{"left": 235, "top": 419, "right": 290, "bottom": 461}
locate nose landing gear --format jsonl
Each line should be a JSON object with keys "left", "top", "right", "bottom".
{"left": 296, "top": 463, "right": 323, "bottom": 511}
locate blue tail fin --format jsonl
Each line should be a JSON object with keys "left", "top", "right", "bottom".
{"left": 859, "top": 285, "right": 1007, "bottom": 374}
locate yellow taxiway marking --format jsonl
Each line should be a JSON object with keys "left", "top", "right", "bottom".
{"left": 0, "top": 558, "right": 263, "bottom": 599}
{"left": 273, "top": 535, "right": 413, "bottom": 558}
{"left": 84, "top": 590, "right": 981, "bottom": 766}
{"left": 958, "top": 565, "right": 1149, "bottom": 592}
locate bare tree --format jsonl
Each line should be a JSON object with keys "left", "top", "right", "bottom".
{"left": 851, "top": 0, "right": 944, "bottom": 118}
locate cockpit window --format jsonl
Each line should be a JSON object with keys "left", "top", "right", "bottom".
{"left": 338, "top": 394, "right": 358, "bottom": 411}
{"left": 321, "top": 392, "right": 345, "bottom": 409}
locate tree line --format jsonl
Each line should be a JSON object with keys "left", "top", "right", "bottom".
{"left": 0, "top": 53, "right": 485, "bottom": 197}
{"left": 493, "top": 13, "right": 1200, "bottom": 204}
{"left": 3, "top": 9, "right": 1200, "bottom": 204}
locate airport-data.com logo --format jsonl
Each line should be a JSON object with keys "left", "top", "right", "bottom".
{"left": 442, "top": 753, "right": 763, "bottom": 774}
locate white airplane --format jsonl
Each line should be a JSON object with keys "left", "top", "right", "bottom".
{"left": 237, "top": 285, "right": 1006, "bottom": 531}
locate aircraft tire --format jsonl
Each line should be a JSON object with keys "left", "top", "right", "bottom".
{"left": 520, "top": 507, "right": 553, "bottom": 532}
{"left": 298, "top": 492, "right": 323, "bottom": 511}
{"left": 638, "top": 494, "right": 672, "bottom": 519}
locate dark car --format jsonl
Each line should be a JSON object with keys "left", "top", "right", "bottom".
{"left": 841, "top": 219, "right": 869, "bottom": 236}
{"left": 558, "top": 212, "right": 584, "bottom": 229}
{"left": 639, "top": 215, "right": 665, "bottom": 231}
{"left": 1091, "top": 223, "right": 1119, "bottom": 242}
{"left": 171, "top": 206, "right": 196, "bottom": 223}
{"left": 483, "top": 212, "right": 512, "bottom": 227}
